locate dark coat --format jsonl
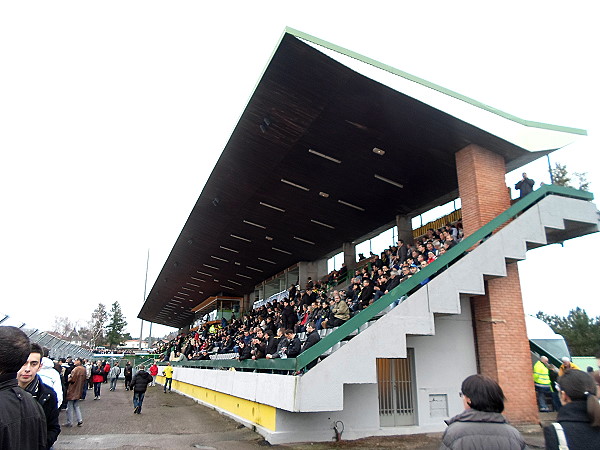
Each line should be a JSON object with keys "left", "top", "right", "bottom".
{"left": 282, "top": 305, "right": 297, "bottom": 327}
{"left": 265, "top": 336, "right": 279, "bottom": 356}
{"left": 515, "top": 177, "right": 534, "bottom": 197}
{"left": 238, "top": 344, "right": 252, "bottom": 360}
{"left": 286, "top": 336, "right": 301, "bottom": 358}
{"left": 0, "top": 374, "right": 47, "bottom": 450}
{"left": 26, "top": 375, "right": 60, "bottom": 449}
{"left": 301, "top": 330, "right": 321, "bottom": 352}
{"left": 386, "top": 275, "right": 401, "bottom": 293}
{"left": 357, "top": 284, "right": 375, "bottom": 308}
{"left": 129, "top": 370, "right": 153, "bottom": 393}
{"left": 440, "top": 409, "right": 526, "bottom": 450}
{"left": 543, "top": 400, "right": 600, "bottom": 450}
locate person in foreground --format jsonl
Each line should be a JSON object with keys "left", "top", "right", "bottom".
{"left": 543, "top": 369, "right": 600, "bottom": 449}
{"left": 17, "top": 342, "right": 61, "bottom": 449}
{"left": 440, "top": 374, "right": 526, "bottom": 450}
{"left": 0, "top": 326, "right": 47, "bottom": 449}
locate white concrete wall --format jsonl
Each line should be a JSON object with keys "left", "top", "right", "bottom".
{"left": 407, "top": 295, "right": 478, "bottom": 429}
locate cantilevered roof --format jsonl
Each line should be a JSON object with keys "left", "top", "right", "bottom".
{"left": 139, "top": 28, "right": 586, "bottom": 328}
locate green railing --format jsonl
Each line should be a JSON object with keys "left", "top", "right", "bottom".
{"left": 166, "top": 185, "right": 593, "bottom": 373}
{"left": 529, "top": 340, "right": 563, "bottom": 368}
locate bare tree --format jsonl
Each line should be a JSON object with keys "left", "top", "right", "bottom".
{"left": 51, "top": 316, "right": 74, "bottom": 338}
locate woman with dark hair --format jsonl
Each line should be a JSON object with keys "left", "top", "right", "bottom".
{"left": 544, "top": 369, "right": 600, "bottom": 449}
{"left": 440, "top": 374, "right": 526, "bottom": 449}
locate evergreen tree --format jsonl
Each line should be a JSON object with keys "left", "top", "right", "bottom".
{"left": 536, "top": 307, "right": 600, "bottom": 356}
{"left": 106, "top": 301, "right": 128, "bottom": 348}
{"left": 551, "top": 162, "right": 590, "bottom": 191}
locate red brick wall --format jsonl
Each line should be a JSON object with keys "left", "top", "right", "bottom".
{"left": 455, "top": 144, "right": 511, "bottom": 236}
{"left": 456, "top": 144, "right": 538, "bottom": 424}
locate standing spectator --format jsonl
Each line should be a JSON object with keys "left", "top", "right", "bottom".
{"left": 102, "top": 360, "right": 110, "bottom": 383}
{"left": 129, "top": 364, "right": 153, "bottom": 414}
{"left": 440, "top": 374, "right": 526, "bottom": 449}
{"left": 84, "top": 359, "right": 93, "bottom": 393}
{"left": 17, "top": 342, "right": 61, "bottom": 449}
{"left": 65, "top": 357, "right": 86, "bottom": 428}
{"left": 544, "top": 369, "right": 600, "bottom": 449}
{"left": 123, "top": 361, "right": 133, "bottom": 391}
{"left": 149, "top": 362, "right": 159, "bottom": 387}
{"left": 38, "top": 347, "right": 63, "bottom": 407}
{"left": 163, "top": 362, "right": 174, "bottom": 393}
{"left": 0, "top": 326, "right": 47, "bottom": 449}
{"left": 559, "top": 357, "right": 582, "bottom": 376}
{"left": 91, "top": 360, "right": 104, "bottom": 400}
{"left": 108, "top": 361, "right": 121, "bottom": 391}
{"left": 533, "top": 356, "right": 552, "bottom": 412}
{"left": 515, "top": 172, "right": 535, "bottom": 198}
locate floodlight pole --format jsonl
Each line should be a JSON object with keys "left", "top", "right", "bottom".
{"left": 139, "top": 249, "right": 150, "bottom": 350}
{"left": 547, "top": 154, "right": 554, "bottom": 184}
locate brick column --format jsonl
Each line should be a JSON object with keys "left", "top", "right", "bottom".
{"left": 455, "top": 144, "right": 538, "bottom": 424}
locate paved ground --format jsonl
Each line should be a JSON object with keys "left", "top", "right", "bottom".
{"left": 55, "top": 379, "right": 553, "bottom": 449}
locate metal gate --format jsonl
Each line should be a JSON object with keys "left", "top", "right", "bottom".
{"left": 376, "top": 351, "right": 416, "bottom": 426}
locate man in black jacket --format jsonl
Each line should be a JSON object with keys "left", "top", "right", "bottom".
{"left": 301, "top": 323, "right": 321, "bottom": 371}
{"left": 18, "top": 342, "right": 61, "bottom": 449}
{"left": 284, "top": 330, "right": 301, "bottom": 358}
{"left": 129, "top": 365, "right": 153, "bottom": 414}
{"left": 0, "top": 326, "right": 47, "bottom": 449}
{"left": 123, "top": 361, "right": 133, "bottom": 391}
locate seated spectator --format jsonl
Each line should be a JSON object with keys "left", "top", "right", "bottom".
{"left": 322, "top": 296, "right": 350, "bottom": 328}
{"left": 237, "top": 341, "right": 251, "bottom": 361}
{"left": 250, "top": 329, "right": 266, "bottom": 360}
{"left": 301, "top": 322, "right": 321, "bottom": 371}
{"left": 266, "top": 328, "right": 287, "bottom": 359}
{"left": 283, "top": 330, "right": 301, "bottom": 358}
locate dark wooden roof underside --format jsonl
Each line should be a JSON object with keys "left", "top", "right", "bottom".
{"left": 139, "top": 33, "right": 545, "bottom": 328}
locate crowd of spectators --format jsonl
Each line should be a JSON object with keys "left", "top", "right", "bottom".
{"left": 154, "top": 223, "right": 463, "bottom": 372}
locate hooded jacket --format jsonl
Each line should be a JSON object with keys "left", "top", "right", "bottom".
{"left": 37, "top": 356, "right": 63, "bottom": 406}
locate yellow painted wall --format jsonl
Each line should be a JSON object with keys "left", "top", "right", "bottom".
{"left": 156, "top": 375, "right": 276, "bottom": 431}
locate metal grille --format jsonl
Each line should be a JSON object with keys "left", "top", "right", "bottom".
{"left": 377, "top": 353, "right": 415, "bottom": 426}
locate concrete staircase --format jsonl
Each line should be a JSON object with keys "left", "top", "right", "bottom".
{"left": 292, "top": 194, "right": 599, "bottom": 411}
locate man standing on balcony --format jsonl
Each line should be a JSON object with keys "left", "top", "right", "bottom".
{"left": 515, "top": 173, "right": 535, "bottom": 198}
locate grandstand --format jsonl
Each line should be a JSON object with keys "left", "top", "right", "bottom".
{"left": 138, "top": 28, "right": 599, "bottom": 443}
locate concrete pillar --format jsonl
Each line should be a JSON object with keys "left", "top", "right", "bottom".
{"left": 343, "top": 242, "right": 356, "bottom": 274}
{"left": 298, "top": 259, "right": 328, "bottom": 289}
{"left": 396, "top": 214, "right": 413, "bottom": 245}
{"left": 241, "top": 293, "right": 251, "bottom": 314}
{"left": 455, "top": 144, "right": 538, "bottom": 425}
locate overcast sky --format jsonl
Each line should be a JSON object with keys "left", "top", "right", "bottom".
{"left": 1, "top": 2, "right": 598, "bottom": 339}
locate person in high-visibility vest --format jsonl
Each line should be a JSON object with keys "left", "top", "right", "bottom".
{"left": 533, "top": 356, "right": 552, "bottom": 412}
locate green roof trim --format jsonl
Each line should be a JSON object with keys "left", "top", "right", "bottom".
{"left": 284, "top": 27, "right": 587, "bottom": 137}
